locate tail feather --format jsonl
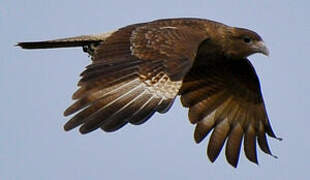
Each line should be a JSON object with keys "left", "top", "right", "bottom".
{"left": 17, "top": 31, "right": 115, "bottom": 49}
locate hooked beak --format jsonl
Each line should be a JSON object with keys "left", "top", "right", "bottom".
{"left": 253, "top": 41, "right": 270, "bottom": 56}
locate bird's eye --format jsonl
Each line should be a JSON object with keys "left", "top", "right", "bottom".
{"left": 243, "top": 37, "right": 252, "bottom": 43}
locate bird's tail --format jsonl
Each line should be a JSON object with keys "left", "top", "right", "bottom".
{"left": 17, "top": 31, "right": 115, "bottom": 49}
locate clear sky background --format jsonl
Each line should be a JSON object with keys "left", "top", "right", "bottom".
{"left": 1, "top": 0, "right": 309, "bottom": 179}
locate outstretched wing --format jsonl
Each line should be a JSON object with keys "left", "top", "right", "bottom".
{"left": 179, "top": 58, "right": 279, "bottom": 167}
{"left": 63, "top": 20, "right": 209, "bottom": 134}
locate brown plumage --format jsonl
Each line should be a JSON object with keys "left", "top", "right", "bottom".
{"left": 18, "top": 18, "right": 280, "bottom": 167}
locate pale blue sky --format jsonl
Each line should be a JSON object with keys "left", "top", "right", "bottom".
{"left": 1, "top": 0, "right": 309, "bottom": 179}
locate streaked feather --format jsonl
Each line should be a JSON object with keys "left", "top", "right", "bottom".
{"left": 225, "top": 123, "right": 243, "bottom": 167}
{"left": 244, "top": 123, "right": 258, "bottom": 164}
{"left": 194, "top": 111, "right": 216, "bottom": 143}
{"left": 207, "top": 120, "right": 230, "bottom": 162}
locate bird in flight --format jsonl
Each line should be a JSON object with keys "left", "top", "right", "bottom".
{"left": 18, "top": 18, "right": 281, "bottom": 167}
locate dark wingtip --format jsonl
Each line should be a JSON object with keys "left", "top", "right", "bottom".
{"left": 63, "top": 121, "right": 76, "bottom": 132}
{"left": 263, "top": 150, "right": 279, "bottom": 159}
{"left": 270, "top": 133, "right": 283, "bottom": 141}
{"left": 231, "top": 163, "right": 238, "bottom": 168}
{"left": 63, "top": 124, "right": 71, "bottom": 132}
{"left": 79, "top": 126, "right": 91, "bottom": 135}
{"left": 271, "top": 154, "right": 278, "bottom": 159}
{"left": 265, "top": 148, "right": 279, "bottom": 159}
{"left": 208, "top": 155, "right": 217, "bottom": 163}
{"left": 275, "top": 137, "right": 283, "bottom": 141}
{"left": 194, "top": 132, "right": 204, "bottom": 144}
{"left": 266, "top": 124, "right": 282, "bottom": 141}
{"left": 207, "top": 149, "right": 219, "bottom": 163}
{"left": 269, "top": 131, "right": 283, "bottom": 141}
{"left": 246, "top": 157, "right": 259, "bottom": 165}
{"left": 255, "top": 160, "right": 259, "bottom": 165}
{"left": 63, "top": 108, "right": 74, "bottom": 117}
{"left": 248, "top": 156, "right": 259, "bottom": 165}
{"left": 227, "top": 159, "right": 238, "bottom": 168}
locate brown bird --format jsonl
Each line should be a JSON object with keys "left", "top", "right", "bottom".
{"left": 18, "top": 18, "right": 280, "bottom": 167}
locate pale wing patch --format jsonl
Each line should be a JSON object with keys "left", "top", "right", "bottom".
{"left": 140, "top": 72, "right": 182, "bottom": 99}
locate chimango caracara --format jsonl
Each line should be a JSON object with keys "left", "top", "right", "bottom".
{"left": 18, "top": 18, "right": 281, "bottom": 167}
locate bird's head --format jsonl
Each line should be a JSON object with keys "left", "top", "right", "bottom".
{"left": 222, "top": 27, "right": 269, "bottom": 59}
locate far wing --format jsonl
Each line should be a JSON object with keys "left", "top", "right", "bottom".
{"left": 63, "top": 21, "right": 209, "bottom": 134}
{"left": 179, "top": 58, "right": 280, "bottom": 167}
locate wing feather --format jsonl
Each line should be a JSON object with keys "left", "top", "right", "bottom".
{"left": 188, "top": 90, "right": 230, "bottom": 124}
{"left": 79, "top": 80, "right": 145, "bottom": 134}
{"left": 64, "top": 19, "right": 209, "bottom": 133}
{"left": 257, "top": 121, "right": 272, "bottom": 155}
{"left": 128, "top": 96, "right": 161, "bottom": 125}
{"left": 194, "top": 111, "right": 216, "bottom": 143}
{"left": 225, "top": 123, "right": 243, "bottom": 167}
{"left": 207, "top": 120, "right": 230, "bottom": 162}
{"left": 180, "top": 58, "right": 279, "bottom": 167}
{"left": 244, "top": 123, "right": 258, "bottom": 164}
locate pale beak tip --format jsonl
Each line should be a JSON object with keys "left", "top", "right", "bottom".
{"left": 263, "top": 47, "right": 270, "bottom": 57}
{"left": 256, "top": 41, "right": 270, "bottom": 57}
